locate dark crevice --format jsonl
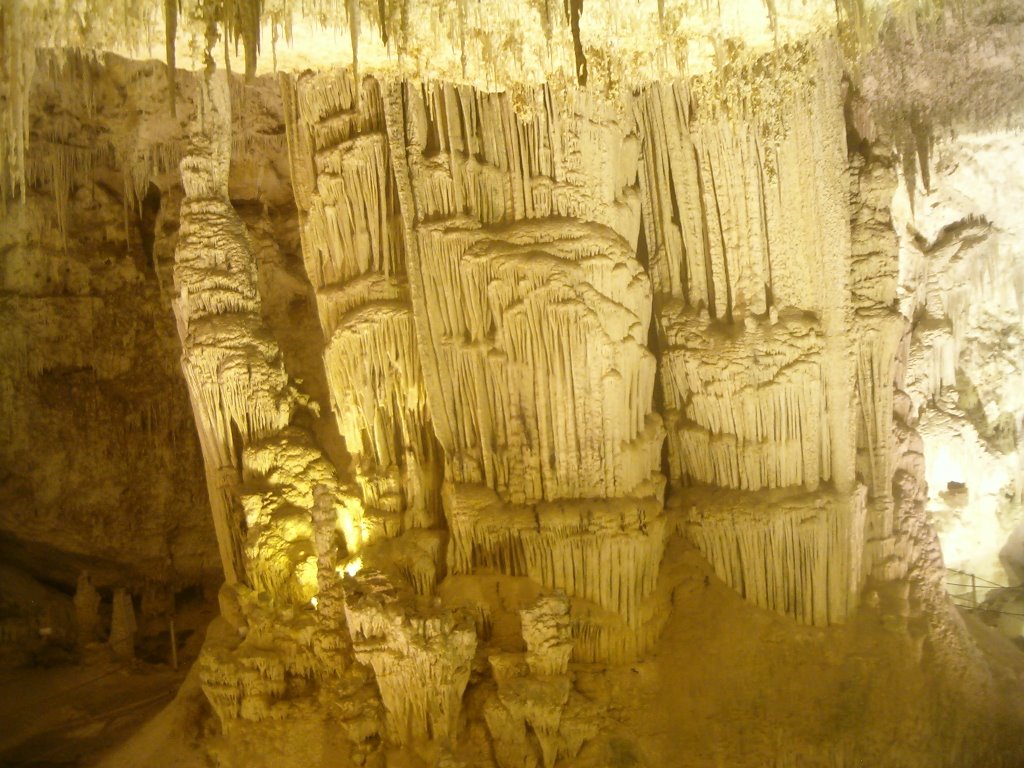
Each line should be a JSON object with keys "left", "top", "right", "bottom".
{"left": 636, "top": 210, "right": 671, "bottom": 485}
{"left": 569, "top": 0, "right": 587, "bottom": 86}
{"left": 707, "top": 160, "right": 733, "bottom": 324}
{"left": 662, "top": 157, "right": 690, "bottom": 307}
{"left": 911, "top": 110, "right": 933, "bottom": 193}
{"left": 754, "top": 141, "right": 774, "bottom": 312}
{"left": 422, "top": 85, "right": 442, "bottom": 157}
{"left": 229, "top": 417, "right": 245, "bottom": 474}
{"left": 635, "top": 208, "right": 652, "bottom": 273}
{"left": 138, "top": 182, "right": 162, "bottom": 276}
{"left": 693, "top": 145, "right": 716, "bottom": 319}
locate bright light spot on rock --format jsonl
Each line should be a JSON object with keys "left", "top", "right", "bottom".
{"left": 929, "top": 442, "right": 964, "bottom": 489}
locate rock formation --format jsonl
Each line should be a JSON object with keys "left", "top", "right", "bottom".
{"left": 109, "top": 588, "right": 137, "bottom": 662}
{"left": 73, "top": 572, "right": 102, "bottom": 647}
{"left": 4, "top": 2, "right": 1024, "bottom": 768}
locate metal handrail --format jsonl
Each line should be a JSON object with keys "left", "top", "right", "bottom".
{"left": 944, "top": 568, "right": 1024, "bottom": 617}
{"left": 945, "top": 567, "right": 1018, "bottom": 589}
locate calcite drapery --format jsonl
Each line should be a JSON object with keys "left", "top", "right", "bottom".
{"left": 343, "top": 570, "right": 477, "bottom": 744}
{"left": 685, "top": 488, "right": 868, "bottom": 624}
{"left": 385, "top": 81, "right": 669, "bottom": 661}
{"left": 636, "top": 41, "right": 872, "bottom": 624}
{"left": 282, "top": 71, "right": 442, "bottom": 543}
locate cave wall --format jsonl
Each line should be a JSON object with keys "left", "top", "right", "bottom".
{"left": 0, "top": 52, "right": 312, "bottom": 603}
{"left": 0, "top": 55, "right": 215, "bottom": 591}
{"left": 4, "top": 2, "right": 1024, "bottom": 767}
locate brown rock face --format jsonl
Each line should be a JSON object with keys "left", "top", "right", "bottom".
{"left": 5, "top": 4, "right": 1024, "bottom": 768}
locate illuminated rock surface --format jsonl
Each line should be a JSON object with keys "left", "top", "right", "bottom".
{"left": 2, "top": 2, "right": 1024, "bottom": 768}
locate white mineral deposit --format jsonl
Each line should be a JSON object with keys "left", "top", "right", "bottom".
{"left": 1, "top": 2, "right": 1024, "bottom": 767}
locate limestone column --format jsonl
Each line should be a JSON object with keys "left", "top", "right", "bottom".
{"left": 73, "top": 571, "right": 101, "bottom": 647}
{"left": 385, "top": 81, "right": 668, "bottom": 662}
{"left": 635, "top": 40, "right": 867, "bottom": 625}
{"left": 109, "top": 588, "right": 136, "bottom": 662}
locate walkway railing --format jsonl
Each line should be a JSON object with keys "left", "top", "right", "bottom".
{"left": 945, "top": 567, "right": 1024, "bottom": 617}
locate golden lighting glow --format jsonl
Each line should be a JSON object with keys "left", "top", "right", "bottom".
{"left": 337, "top": 496, "right": 365, "bottom": 556}
{"left": 295, "top": 556, "right": 319, "bottom": 603}
{"left": 336, "top": 556, "right": 363, "bottom": 578}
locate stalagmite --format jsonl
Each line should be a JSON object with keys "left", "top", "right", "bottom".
{"left": 484, "top": 595, "right": 597, "bottom": 768}
{"left": 73, "top": 572, "right": 101, "bottom": 646}
{"left": 520, "top": 595, "right": 573, "bottom": 677}
{"left": 343, "top": 570, "right": 477, "bottom": 744}
{"left": 109, "top": 588, "right": 137, "bottom": 662}
{"left": 241, "top": 427, "right": 362, "bottom": 603}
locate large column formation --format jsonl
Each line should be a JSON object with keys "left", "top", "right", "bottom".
{"left": 847, "top": 130, "right": 908, "bottom": 575}
{"left": 174, "top": 67, "right": 361, "bottom": 603}
{"left": 386, "top": 82, "right": 668, "bottom": 662}
{"left": 281, "top": 70, "right": 481, "bottom": 746}
{"left": 281, "top": 71, "right": 442, "bottom": 546}
{"left": 173, "top": 70, "right": 294, "bottom": 584}
{"left": 176, "top": 70, "right": 380, "bottom": 750}
{"left": 636, "top": 41, "right": 866, "bottom": 624}
{"left": 174, "top": 71, "right": 359, "bottom": 600}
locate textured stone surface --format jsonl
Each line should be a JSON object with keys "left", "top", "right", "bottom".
{"left": 7, "top": 5, "right": 1024, "bottom": 768}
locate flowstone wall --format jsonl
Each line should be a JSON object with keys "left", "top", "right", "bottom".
{"left": 180, "top": 36, "right": 924, "bottom": 766}
{"left": 6, "top": 3, "right": 1024, "bottom": 768}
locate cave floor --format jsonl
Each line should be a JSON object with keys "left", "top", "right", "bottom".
{"left": 9, "top": 544, "right": 1024, "bottom": 768}
{"left": 0, "top": 660, "right": 186, "bottom": 767}
{"left": 610, "top": 543, "right": 1024, "bottom": 767}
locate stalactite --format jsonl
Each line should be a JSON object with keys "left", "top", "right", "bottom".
{"left": 855, "top": 314, "right": 904, "bottom": 500}
{"left": 347, "top": 0, "right": 360, "bottom": 104}
{"left": 684, "top": 487, "right": 868, "bottom": 625}
{"left": 282, "top": 68, "right": 442, "bottom": 542}
{"left": 378, "top": 0, "right": 389, "bottom": 45}
{"left": 0, "top": 0, "right": 35, "bottom": 208}
{"left": 444, "top": 483, "right": 666, "bottom": 628}
{"left": 164, "top": 0, "right": 178, "bottom": 116}
{"left": 343, "top": 570, "right": 477, "bottom": 744}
